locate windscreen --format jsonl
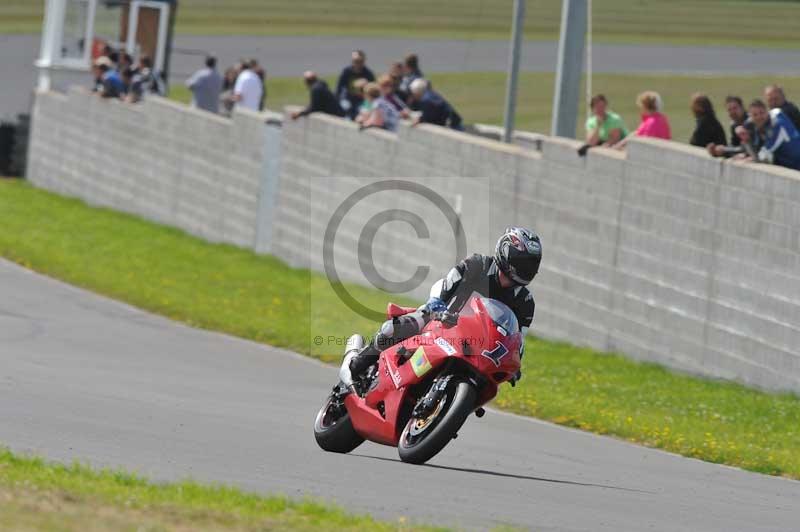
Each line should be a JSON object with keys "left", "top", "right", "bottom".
{"left": 458, "top": 292, "right": 519, "bottom": 334}
{"left": 481, "top": 298, "right": 519, "bottom": 335}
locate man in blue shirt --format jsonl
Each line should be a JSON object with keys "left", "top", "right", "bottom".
{"left": 186, "top": 56, "right": 224, "bottom": 114}
{"left": 749, "top": 99, "right": 800, "bottom": 171}
{"left": 93, "top": 57, "right": 125, "bottom": 99}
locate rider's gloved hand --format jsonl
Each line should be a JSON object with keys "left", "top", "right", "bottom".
{"left": 510, "top": 370, "right": 522, "bottom": 387}
{"left": 422, "top": 296, "right": 448, "bottom": 315}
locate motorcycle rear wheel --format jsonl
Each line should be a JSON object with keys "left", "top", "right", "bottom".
{"left": 397, "top": 379, "right": 477, "bottom": 465}
{"left": 314, "top": 394, "right": 364, "bottom": 453}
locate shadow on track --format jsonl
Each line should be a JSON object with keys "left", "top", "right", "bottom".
{"left": 351, "top": 454, "right": 655, "bottom": 494}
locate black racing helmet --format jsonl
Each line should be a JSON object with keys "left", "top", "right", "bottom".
{"left": 495, "top": 226, "right": 542, "bottom": 286}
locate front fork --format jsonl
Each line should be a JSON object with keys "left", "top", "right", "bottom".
{"left": 413, "top": 373, "right": 454, "bottom": 418}
{"left": 412, "top": 361, "right": 486, "bottom": 419}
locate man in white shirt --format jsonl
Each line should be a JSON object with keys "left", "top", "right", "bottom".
{"left": 233, "top": 60, "right": 263, "bottom": 111}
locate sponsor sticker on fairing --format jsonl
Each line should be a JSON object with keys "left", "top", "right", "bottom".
{"left": 434, "top": 337, "right": 457, "bottom": 356}
{"left": 410, "top": 347, "right": 433, "bottom": 377}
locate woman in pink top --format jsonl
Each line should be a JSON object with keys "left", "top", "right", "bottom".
{"left": 615, "top": 91, "right": 671, "bottom": 149}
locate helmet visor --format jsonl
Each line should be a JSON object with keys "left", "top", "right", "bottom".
{"left": 508, "top": 252, "right": 539, "bottom": 285}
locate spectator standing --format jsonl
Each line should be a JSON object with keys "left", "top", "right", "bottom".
{"left": 724, "top": 95, "right": 749, "bottom": 147}
{"left": 233, "top": 60, "right": 264, "bottom": 112}
{"left": 377, "top": 74, "right": 409, "bottom": 114}
{"left": 219, "top": 65, "right": 240, "bottom": 117}
{"left": 733, "top": 125, "right": 760, "bottom": 159}
{"left": 137, "top": 56, "right": 165, "bottom": 96}
{"left": 585, "top": 94, "right": 628, "bottom": 147}
{"left": 356, "top": 83, "right": 381, "bottom": 127}
{"left": 707, "top": 96, "right": 754, "bottom": 158}
{"left": 361, "top": 76, "right": 402, "bottom": 132}
{"left": 119, "top": 51, "right": 133, "bottom": 73}
{"left": 291, "top": 71, "right": 345, "bottom": 120}
{"left": 93, "top": 57, "right": 124, "bottom": 99}
{"left": 399, "top": 53, "right": 423, "bottom": 102}
{"left": 689, "top": 93, "right": 726, "bottom": 148}
{"left": 102, "top": 44, "right": 117, "bottom": 65}
{"left": 764, "top": 84, "right": 800, "bottom": 131}
{"left": 185, "top": 56, "right": 223, "bottom": 114}
{"left": 615, "top": 91, "right": 670, "bottom": 149}
{"left": 252, "top": 60, "right": 267, "bottom": 111}
{"left": 408, "top": 78, "right": 463, "bottom": 131}
{"left": 352, "top": 78, "right": 371, "bottom": 121}
{"left": 336, "top": 50, "right": 375, "bottom": 119}
{"left": 389, "top": 62, "right": 404, "bottom": 89}
{"left": 121, "top": 67, "right": 144, "bottom": 103}
{"left": 349, "top": 77, "right": 367, "bottom": 118}
{"left": 106, "top": 48, "right": 120, "bottom": 67}
{"left": 91, "top": 60, "right": 105, "bottom": 92}
{"left": 746, "top": 99, "right": 800, "bottom": 170}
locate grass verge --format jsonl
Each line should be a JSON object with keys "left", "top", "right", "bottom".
{"left": 0, "top": 448, "right": 440, "bottom": 531}
{"left": 169, "top": 72, "right": 800, "bottom": 143}
{"left": 1, "top": 180, "right": 799, "bottom": 479}
{"left": 3, "top": 0, "right": 800, "bottom": 48}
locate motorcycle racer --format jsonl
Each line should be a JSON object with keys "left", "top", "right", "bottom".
{"left": 347, "top": 226, "right": 541, "bottom": 385}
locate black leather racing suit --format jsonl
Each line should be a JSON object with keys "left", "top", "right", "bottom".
{"left": 349, "top": 254, "right": 535, "bottom": 376}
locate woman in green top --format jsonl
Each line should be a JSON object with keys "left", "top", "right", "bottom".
{"left": 585, "top": 94, "right": 628, "bottom": 147}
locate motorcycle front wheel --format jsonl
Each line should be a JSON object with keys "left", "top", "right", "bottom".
{"left": 397, "top": 378, "right": 477, "bottom": 465}
{"left": 314, "top": 393, "right": 364, "bottom": 453}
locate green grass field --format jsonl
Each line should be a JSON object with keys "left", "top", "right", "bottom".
{"left": 0, "top": 449, "right": 442, "bottom": 531}
{"left": 170, "top": 72, "right": 800, "bottom": 142}
{"left": 1, "top": 180, "right": 799, "bottom": 480}
{"left": 3, "top": 0, "right": 800, "bottom": 48}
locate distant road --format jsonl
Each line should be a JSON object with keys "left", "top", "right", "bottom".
{"left": 3, "top": 33, "right": 800, "bottom": 118}
{"left": 2, "top": 258, "right": 800, "bottom": 531}
{"left": 168, "top": 35, "right": 800, "bottom": 79}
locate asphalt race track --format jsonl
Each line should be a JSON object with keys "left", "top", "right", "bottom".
{"left": 1, "top": 258, "right": 799, "bottom": 531}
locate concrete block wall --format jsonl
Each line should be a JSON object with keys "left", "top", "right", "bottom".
{"left": 26, "top": 89, "right": 800, "bottom": 392}
{"left": 27, "top": 89, "right": 273, "bottom": 248}
{"left": 276, "top": 114, "right": 800, "bottom": 392}
{"left": 272, "top": 115, "right": 480, "bottom": 302}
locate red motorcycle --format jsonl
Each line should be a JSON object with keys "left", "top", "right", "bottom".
{"left": 313, "top": 293, "right": 522, "bottom": 464}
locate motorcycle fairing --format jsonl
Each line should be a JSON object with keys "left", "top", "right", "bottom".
{"left": 344, "top": 339, "right": 452, "bottom": 446}
{"left": 386, "top": 302, "right": 418, "bottom": 319}
{"left": 344, "top": 295, "right": 522, "bottom": 447}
